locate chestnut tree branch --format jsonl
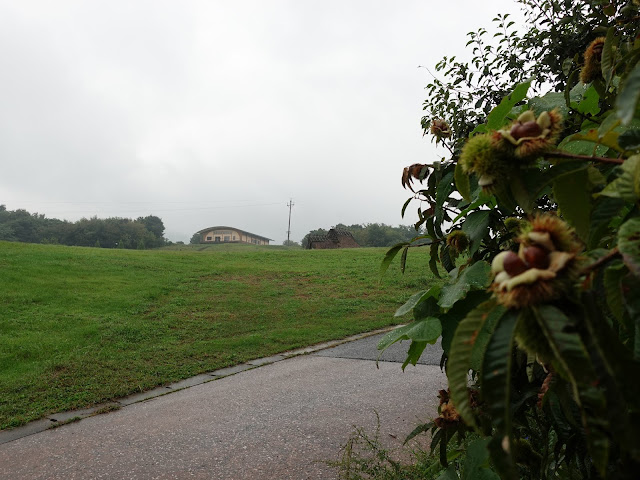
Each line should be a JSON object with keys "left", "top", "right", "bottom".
{"left": 582, "top": 247, "right": 621, "bottom": 275}
{"left": 544, "top": 151, "right": 624, "bottom": 165}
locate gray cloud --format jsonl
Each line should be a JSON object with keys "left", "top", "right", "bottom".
{"left": 0, "top": 0, "right": 521, "bottom": 243}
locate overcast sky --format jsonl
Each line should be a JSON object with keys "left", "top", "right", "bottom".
{"left": 1, "top": 0, "right": 523, "bottom": 244}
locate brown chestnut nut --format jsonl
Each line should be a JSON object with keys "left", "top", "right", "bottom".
{"left": 503, "top": 251, "right": 529, "bottom": 277}
{"left": 510, "top": 121, "right": 543, "bottom": 140}
{"left": 524, "top": 245, "right": 550, "bottom": 269}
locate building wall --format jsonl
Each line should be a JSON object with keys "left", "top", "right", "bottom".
{"left": 201, "top": 229, "right": 269, "bottom": 245}
{"left": 309, "top": 233, "right": 359, "bottom": 249}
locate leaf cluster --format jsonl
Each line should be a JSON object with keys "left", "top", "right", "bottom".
{"left": 382, "top": 1, "right": 640, "bottom": 478}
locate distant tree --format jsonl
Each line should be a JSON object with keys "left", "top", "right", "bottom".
{"left": 189, "top": 233, "right": 201, "bottom": 245}
{"left": 302, "top": 224, "right": 419, "bottom": 248}
{"left": 0, "top": 206, "right": 168, "bottom": 250}
{"left": 136, "top": 215, "right": 165, "bottom": 247}
{"left": 0, "top": 223, "right": 16, "bottom": 242}
{"left": 282, "top": 239, "right": 300, "bottom": 247}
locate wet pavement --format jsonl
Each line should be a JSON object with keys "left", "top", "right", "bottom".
{"left": 0, "top": 331, "right": 446, "bottom": 480}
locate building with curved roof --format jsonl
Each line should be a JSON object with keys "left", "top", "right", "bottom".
{"left": 195, "top": 226, "right": 272, "bottom": 245}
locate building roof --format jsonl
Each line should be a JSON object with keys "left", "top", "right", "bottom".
{"left": 309, "top": 229, "right": 357, "bottom": 243}
{"left": 196, "top": 226, "right": 273, "bottom": 242}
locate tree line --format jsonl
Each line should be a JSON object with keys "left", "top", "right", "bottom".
{"left": 0, "top": 205, "right": 167, "bottom": 249}
{"left": 301, "top": 223, "right": 419, "bottom": 248}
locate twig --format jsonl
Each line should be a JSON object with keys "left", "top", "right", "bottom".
{"left": 409, "top": 238, "right": 442, "bottom": 248}
{"left": 582, "top": 248, "right": 620, "bottom": 275}
{"left": 544, "top": 151, "right": 624, "bottom": 165}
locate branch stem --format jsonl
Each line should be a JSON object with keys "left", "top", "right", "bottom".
{"left": 544, "top": 151, "right": 624, "bottom": 165}
{"left": 582, "top": 248, "right": 620, "bottom": 275}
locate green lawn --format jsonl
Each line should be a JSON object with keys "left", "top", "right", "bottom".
{"left": 0, "top": 241, "right": 441, "bottom": 429}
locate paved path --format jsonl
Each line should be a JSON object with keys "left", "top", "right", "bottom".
{"left": 0, "top": 333, "right": 446, "bottom": 480}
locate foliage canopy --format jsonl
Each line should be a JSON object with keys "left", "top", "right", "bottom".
{"left": 0, "top": 205, "right": 167, "bottom": 249}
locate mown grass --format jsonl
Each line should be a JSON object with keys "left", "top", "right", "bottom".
{"left": 0, "top": 241, "right": 442, "bottom": 429}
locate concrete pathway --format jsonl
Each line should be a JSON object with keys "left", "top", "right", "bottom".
{"left": 0, "top": 332, "right": 446, "bottom": 480}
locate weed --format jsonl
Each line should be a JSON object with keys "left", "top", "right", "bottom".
{"left": 328, "top": 413, "right": 445, "bottom": 480}
{"left": 47, "top": 417, "right": 82, "bottom": 430}
{"left": 94, "top": 404, "right": 122, "bottom": 415}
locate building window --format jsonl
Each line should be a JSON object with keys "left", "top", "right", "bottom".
{"left": 233, "top": 236, "right": 236, "bottom": 240}
{"left": 224, "top": 236, "right": 230, "bottom": 242}
{"left": 206, "top": 236, "right": 212, "bottom": 241}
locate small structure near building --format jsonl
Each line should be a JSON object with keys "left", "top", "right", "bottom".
{"left": 307, "top": 229, "right": 360, "bottom": 249}
{"left": 196, "top": 226, "right": 272, "bottom": 245}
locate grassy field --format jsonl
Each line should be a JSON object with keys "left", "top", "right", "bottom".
{"left": 0, "top": 241, "right": 441, "bottom": 429}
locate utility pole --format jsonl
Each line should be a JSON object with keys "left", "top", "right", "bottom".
{"left": 286, "top": 199, "right": 294, "bottom": 243}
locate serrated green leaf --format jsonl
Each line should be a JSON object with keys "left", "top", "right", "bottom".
{"left": 598, "top": 112, "right": 622, "bottom": 138}
{"left": 587, "top": 165, "right": 606, "bottom": 187}
{"left": 452, "top": 191, "right": 495, "bottom": 223}
{"left": 576, "top": 84, "right": 601, "bottom": 116}
{"left": 377, "top": 317, "right": 442, "bottom": 352}
{"left": 470, "top": 304, "right": 506, "bottom": 371}
{"left": 618, "top": 217, "right": 640, "bottom": 276}
{"left": 470, "top": 124, "right": 489, "bottom": 137}
{"left": 461, "top": 438, "right": 501, "bottom": 480}
{"left": 486, "top": 79, "right": 533, "bottom": 130}
{"left": 522, "top": 161, "right": 586, "bottom": 200}
{"left": 380, "top": 243, "right": 406, "bottom": 277}
{"left": 440, "top": 290, "right": 492, "bottom": 356}
{"left": 566, "top": 70, "right": 581, "bottom": 107}
{"left": 436, "top": 171, "right": 455, "bottom": 225}
{"left": 604, "top": 263, "right": 627, "bottom": 322}
{"left": 618, "top": 129, "right": 640, "bottom": 151}
{"left": 553, "top": 168, "right": 592, "bottom": 241}
{"left": 438, "top": 261, "right": 492, "bottom": 310}
{"left": 401, "top": 197, "right": 413, "bottom": 219}
{"left": 529, "top": 91, "right": 569, "bottom": 117}
{"left": 447, "top": 299, "right": 502, "bottom": 429}
{"left": 437, "top": 465, "right": 459, "bottom": 480}
{"left": 429, "top": 242, "right": 441, "bottom": 279}
{"left": 400, "top": 245, "right": 408, "bottom": 274}
{"left": 533, "top": 305, "right": 610, "bottom": 476}
{"left": 533, "top": 305, "right": 596, "bottom": 384}
{"left": 487, "top": 437, "right": 519, "bottom": 480}
{"left": 617, "top": 63, "right": 640, "bottom": 125}
{"left": 509, "top": 171, "right": 535, "bottom": 214}
{"left": 588, "top": 197, "right": 626, "bottom": 248}
{"left": 601, "top": 27, "right": 617, "bottom": 89}
{"left": 568, "top": 128, "right": 623, "bottom": 153}
{"left": 462, "top": 210, "right": 491, "bottom": 256}
{"left": 558, "top": 138, "right": 608, "bottom": 156}
{"left": 598, "top": 155, "right": 640, "bottom": 202}
{"left": 562, "top": 57, "right": 574, "bottom": 77}
{"left": 403, "top": 420, "right": 434, "bottom": 445}
{"left": 580, "top": 293, "right": 640, "bottom": 462}
{"left": 395, "top": 285, "right": 440, "bottom": 317}
{"left": 441, "top": 245, "right": 455, "bottom": 272}
{"left": 455, "top": 160, "right": 471, "bottom": 202}
{"left": 402, "top": 340, "right": 428, "bottom": 369}
{"left": 621, "top": 274, "right": 640, "bottom": 360}
{"left": 426, "top": 216, "right": 438, "bottom": 240}
{"left": 414, "top": 298, "right": 441, "bottom": 323}
{"left": 481, "top": 309, "right": 519, "bottom": 435}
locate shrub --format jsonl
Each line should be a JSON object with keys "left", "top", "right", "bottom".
{"left": 382, "top": 1, "right": 640, "bottom": 478}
